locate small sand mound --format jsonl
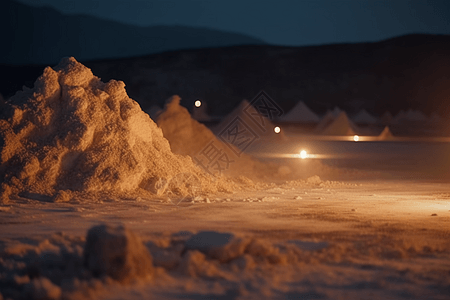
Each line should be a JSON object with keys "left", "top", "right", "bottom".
{"left": 157, "top": 96, "right": 285, "bottom": 180}
{"left": 378, "top": 126, "right": 394, "bottom": 141}
{"left": 320, "top": 111, "right": 358, "bottom": 136}
{"left": 0, "top": 57, "right": 224, "bottom": 201}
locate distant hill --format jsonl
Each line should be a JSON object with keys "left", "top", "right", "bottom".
{"left": 0, "top": 0, "right": 265, "bottom": 65}
{"left": 84, "top": 34, "right": 450, "bottom": 118}
{"left": 1, "top": 34, "right": 450, "bottom": 127}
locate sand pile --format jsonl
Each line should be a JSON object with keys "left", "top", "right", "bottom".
{"left": 213, "top": 100, "right": 287, "bottom": 148}
{"left": 0, "top": 57, "right": 225, "bottom": 202}
{"left": 378, "top": 126, "right": 394, "bottom": 141}
{"left": 156, "top": 96, "right": 285, "bottom": 180}
{"left": 320, "top": 111, "right": 358, "bottom": 136}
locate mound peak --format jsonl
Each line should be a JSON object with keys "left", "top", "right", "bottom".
{"left": 0, "top": 57, "right": 210, "bottom": 200}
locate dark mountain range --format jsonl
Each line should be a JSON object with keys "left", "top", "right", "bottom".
{"left": 84, "top": 34, "right": 450, "bottom": 119}
{"left": 0, "top": 0, "right": 265, "bottom": 65}
{"left": 1, "top": 34, "right": 449, "bottom": 128}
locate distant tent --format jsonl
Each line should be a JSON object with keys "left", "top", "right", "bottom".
{"left": 214, "top": 99, "right": 286, "bottom": 145}
{"left": 393, "top": 110, "right": 406, "bottom": 124}
{"left": 145, "top": 104, "right": 162, "bottom": 120}
{"left": 320, "top": 111, "right": 358, "bottom": 136}
{"left": 192, "top": 101, "right": 212, "bottom": 122}
{"left": 331, "top": 106, "right": 342, "bottom": 118}
{"left": 315, "top": 111, "right": 335, "bottom": 133}
{"left": 156, "top": 95, "right": 270, "bottom": 178}
{"left": 394, "top": 109, "right": 427, "bottom": 123}
{"left": 352, "top": 109, "right": 378, "bottom": 125}
{"left": 281, "top": 101, "right": 320, "bottom": 123}
{"left": 404, "top": 109, "right": 428, "bottom": 122}
{"left": 380, "top": 111, "right": 394, "bottom": 125}
{"left": 378, "top": 126, "right": 394, "bottom": 141}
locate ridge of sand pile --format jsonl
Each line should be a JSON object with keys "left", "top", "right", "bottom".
{"left": 0, "top": 57, "right": 227, "bottom": 201}
{"left": 156, "top": 96, "right": 287, "bottom": 180}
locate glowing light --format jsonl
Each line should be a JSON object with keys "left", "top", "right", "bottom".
{"left": 353, "top": 135, "right": 359, "bottom": 142}
{"left": 274, "top": 126, "right": 281, "bottom": 134}
{"left": 300, "top": 150, "right": 308, "bottom": 159}
{"left": 194, "top": 100, "right": 202, "bottom": 107}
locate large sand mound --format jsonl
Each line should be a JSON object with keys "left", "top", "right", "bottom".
{"left": 0, "top": 57, "right": 223, "bottom": 202}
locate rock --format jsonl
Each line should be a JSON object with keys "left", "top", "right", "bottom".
{"left": 83, "top": 224, "right": 154, "bottom": 283}
{"left": 178, "top": 250, "right": 220, "bottom": 278}
{"left": 185, "top": 231, "right": 250, "bottom": 262}
{"left": 24, "top": 277, "right": 61, "bottom": 300}
{"left": 306, "top": 175, "right": 322, "bottom": 185}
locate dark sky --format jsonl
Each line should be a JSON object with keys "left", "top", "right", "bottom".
{"left": 16, "top": 0, "right": 450, "bottom": 46}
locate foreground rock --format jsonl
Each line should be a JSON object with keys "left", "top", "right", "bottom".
{"left": 83, "top": 224, "right": 154, "bottom": 283}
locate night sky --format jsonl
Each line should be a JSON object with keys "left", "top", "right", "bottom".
{"left": 16, "top": 0, "right": 450, "bottom": 46}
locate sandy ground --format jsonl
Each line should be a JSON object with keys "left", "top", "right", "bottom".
{"left": 1, "top": 139, "right": 450, "bottom": 300}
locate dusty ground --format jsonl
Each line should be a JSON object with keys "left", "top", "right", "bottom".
{"left": 1, "top": 139, "right": 449, "bottom": 300}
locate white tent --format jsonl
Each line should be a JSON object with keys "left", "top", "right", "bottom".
{"left": 380, "top": 111, "right": 394, "bottom": 125}
{"left": 352, "top": 109, "right": 378, "bottom": 125}
{"left": 394, "top": 109, "right": 427, "bottom": 123}
{"left": 331, "top": 106, "right": 342, "bottom": 118}
{"left": 214, "top": 100, "right": 286, "bottom": 143}
{"left": 280, "top": 101, "right": 320, "bottom": 123}
{"left": 315, "top": 111, "right": 335, "bottom": 133}
{"left": 320, "top": 111, "right": 359, "bottom": 136}
{"left": 404, "top": 109, "right": 428, "bottom": 122}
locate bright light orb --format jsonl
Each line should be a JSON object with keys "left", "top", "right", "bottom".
{"left": 194, "top": 100, "right": 202, "bottom": 107}
{"left": 353, "top": 135, "right": 359, "bottom": 142}
{"left": 274, "top": 126, "right": 281, "bottom": 134}
{"left": 300, "top": 150, "right": 308, "bottom": 159}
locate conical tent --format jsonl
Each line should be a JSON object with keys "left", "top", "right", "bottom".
{"left": 352, "top": 109, "right": 378, "bottom": 125}
{"left": 378, "top": 126, "right": 394, "bottom": 141}
{"left": 404, "top": 109, "right": 428, "bottom": 122}
{"left": 331, "top": 107, "right": 342, "bottom": 118}
{"left": 380, "top": 111, "right": 394, "bottom": 125}
{"left": 156, "top": 96, "right": 271, "bottom": 178}
{"left": 315, "top": 111, "right": 335, "bottom": 133}
{"left": 280, "top": 101, "right": 320, "bottom": 123}
{"left": 320, "top": 111, "right": 358, "bottom": 136}
{"left": 393, "top": 110, "right": 406, "bottom": 124}
{"left": 213, "top": 100, "right": 286, "bottom": 148}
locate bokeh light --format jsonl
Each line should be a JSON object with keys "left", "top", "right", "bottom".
{"left": 274, "top": 126, "right": 281, "bottom": 134}
{"left": 194, "top": 100, "right": 202, "bottom": 107}
{"left": 300, "top": 150, "right": 308, "bottom": 159}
